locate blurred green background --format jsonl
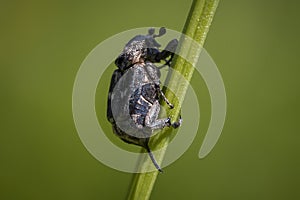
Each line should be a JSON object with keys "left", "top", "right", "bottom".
{"left": 1, "top": 0, "right": 300, "bottom": 199}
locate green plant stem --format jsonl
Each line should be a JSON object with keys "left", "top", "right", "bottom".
{"left": 127, "top": 0, "right": 219, "bottom": 199}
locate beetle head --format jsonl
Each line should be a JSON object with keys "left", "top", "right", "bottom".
{"left": 115, "top": 27, "right": 166, "bottom": 71}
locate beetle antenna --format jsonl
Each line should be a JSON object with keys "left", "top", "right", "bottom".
{"left": 153, "top": 27, "right": 166, "bottom": 38}
{"left": 148, "top": 28, "right": 155, "bottom": 36}
{"left": 145, "top": 144, "right": 163, "bottom": 173}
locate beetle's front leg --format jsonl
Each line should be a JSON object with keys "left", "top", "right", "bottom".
{"left": 156, "top": 39, "right": 178, "bottom": 67}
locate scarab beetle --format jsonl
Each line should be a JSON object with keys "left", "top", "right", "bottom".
{"left": 107, "top": 27, "right": 181, "bottom": 172}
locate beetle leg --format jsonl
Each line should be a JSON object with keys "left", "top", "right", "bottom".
{"left": 169, "top": 115, "right": 182, "bottom": 128}
{"left": 156, "top": 39, "right": 178, "bottom": 66}
{"left": 145, "top": 101, "right": 182, "bottom": 129}
{"left": 145, "top": 101, "right": 170, "bottom": 129}
{"left": 159, "top": 90, "right": 174, "bottom": 109}
{"left": 155, "top": 85, "right": 174, "bottom": 108}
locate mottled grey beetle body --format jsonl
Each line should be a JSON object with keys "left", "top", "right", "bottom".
{"left": 107, "top": 28, "right": 181, "bottom": 172}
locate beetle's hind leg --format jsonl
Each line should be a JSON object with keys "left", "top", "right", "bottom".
{"left": 167, "top": 115, "right": 182, "bottom": 128}
{"left": 145, "top": 101, "right": 181, "bottom": 129}
{"left": 145, "top": 101, "right": 170, "bottom": 129}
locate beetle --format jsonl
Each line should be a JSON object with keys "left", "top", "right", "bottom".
{"left": 107, "top": 27, "right": 181, "bottom": 172}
